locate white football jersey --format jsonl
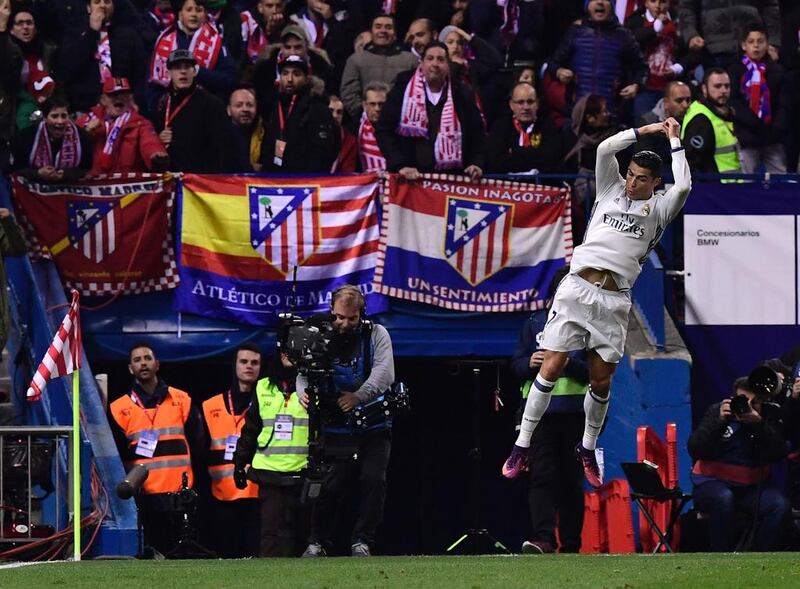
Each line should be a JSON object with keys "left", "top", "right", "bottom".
{"left": 570, "top": 129, "right": 691, "bottom": 289}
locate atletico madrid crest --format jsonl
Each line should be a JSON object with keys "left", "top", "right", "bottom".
{"left": 67, "top": 199, "right": 121, "bottom": 263}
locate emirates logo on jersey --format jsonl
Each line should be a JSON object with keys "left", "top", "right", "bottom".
{"left": 602, "top": 213, "right": 645, "bottom": 238}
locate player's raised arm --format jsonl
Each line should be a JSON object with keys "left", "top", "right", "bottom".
{"left": 660, "top": 117, "right": 692, "bottom": 223}
{"left": 595, "top": 123, "right": 663, "bottom": 198}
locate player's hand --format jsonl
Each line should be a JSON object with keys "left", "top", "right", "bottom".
{"left": 619, "top": 84, "right": 638, "bottom": 100}
{"left": 529, "top": 351, "right": 546, "bottom": 368}
{"left": 719, "top": 398, "right": 732, "bottom": 421}
{"left": 556, "top": 68, "right": 574, "bottom": 85}
{"left": 337, "top": 392, "right": 360, "bottom": 413}
{"left": 663, "top": 117, "right": 680, "bottom": 139}
{"left": 637, "top": 122, "right": 664, "bottom": 136}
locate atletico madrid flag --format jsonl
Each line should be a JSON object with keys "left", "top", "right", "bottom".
{"left": 27, "top": 290, "right": 81, "bottom": 401}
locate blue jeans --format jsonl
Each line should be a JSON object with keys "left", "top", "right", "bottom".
{"left": 692, "top": 480, "right": 789, "bottom": 551}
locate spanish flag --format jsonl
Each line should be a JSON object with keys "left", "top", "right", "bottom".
{"left": 176, "top": 174, "right": 386, "bottom": 325}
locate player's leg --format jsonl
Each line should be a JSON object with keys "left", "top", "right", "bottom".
{"left": 575, "top": 350, "right": 617, "bottom": 488}
{"left": 502, "top": 351, "right": 569, "bottom": 479}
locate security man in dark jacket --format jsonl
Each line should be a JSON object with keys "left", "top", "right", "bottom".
{"left": 154, "top": 49, "right": 235, "bottom": 173}
{"left": 259, "top": 54, "right": 340, "bottom": 173}
{"left": 688, "top": 374, "right": 789, "bottom": 552}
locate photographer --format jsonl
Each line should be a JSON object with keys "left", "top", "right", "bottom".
{"left": 232, "top": 351, "right": 309, "bottom": 557}
{"left": 201, "top": 343, "right": 262, "bottom": 558}
{"left": 109, "top": 343, "right": 205, "bottom": 556}
{"left": 299, "top": 285, "right": 395, "bottom": 558}
{"left": 687, "top": 374, "right": 789, "bottom": 552}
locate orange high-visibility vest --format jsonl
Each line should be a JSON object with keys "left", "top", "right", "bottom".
{"left": 110, "top": 386, "right": 194, "bottom": 494}
{"left": 202, "top": 393, "right": 259, "bottom": 500}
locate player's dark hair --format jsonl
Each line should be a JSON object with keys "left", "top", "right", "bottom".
{"left": 631, "top": 150, "right": 663, "bottom": 177}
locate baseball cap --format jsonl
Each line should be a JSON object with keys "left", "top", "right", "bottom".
{"left": 280, "top": 24, "right": 309, "bottom": 44}
{"left": 167, "top": 49, "right": 197, "bottom": 69}
{"left": 102, "top": 77, "right": 131, "bottom": 94}
{"left": 277, "top": 54, "right": 309, "bottom": 74}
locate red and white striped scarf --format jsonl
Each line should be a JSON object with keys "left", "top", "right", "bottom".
{"left": 30, "top": 119, "right": 82, "bottom": 169}
{"left": 149, "top": 22, "right": 223, "bottom": 87}
{"left": 101, "top": 111, "right": 131, "bottom": 168}
{"left": 358, "top": 112, "right": 386, "bottom": 172}
{"left": 397, "top": 67, "right": 462, "bottom": 170}
{"left": 96, "top": 29, "right": 113, "bottom": 85}
{"left": 513, "top": 119, "right": 535, "bottom": 147}
{"left": 240, "top": 10, "right": 268, "bottom": 64}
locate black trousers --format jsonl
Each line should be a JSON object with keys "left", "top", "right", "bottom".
{"left": 527, "top": 412, "right": 585, "bottom": 552}
{"left": 309, "top": 428, "right": 391, "bottom": 547}
{"left": 207, "top": 497, "right": 260, "bottom": 558}
{"left": 258, "top": 483, "right": 308, "bottom": 557}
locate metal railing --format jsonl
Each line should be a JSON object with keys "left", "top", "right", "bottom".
{"left": 0, "top": 426, "right": 72, "bottom": 545}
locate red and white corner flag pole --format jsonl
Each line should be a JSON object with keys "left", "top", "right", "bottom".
{"left": 27, "top": 290, "right": 82, "bottom": 560}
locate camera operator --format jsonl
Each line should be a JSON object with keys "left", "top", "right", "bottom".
{"left": 232, "top": 351, "right": 309, "bottom": 557}
{"left": 299, "top": 284, "right": 395, "bottom": 558}
{"left": 200, "top": 343, "right": 262, "bottom": 558}
{"left": 109, "top": 343, "right": 205, "bottom": 556}
{"left": 687, "top": 374, "right": 790, "bottom": 552}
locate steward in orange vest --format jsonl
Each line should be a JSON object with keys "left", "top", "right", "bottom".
{"left": 109, "top": 344, "right": 204, "bottom": 557}
{"left": 201, "top": 343, "right": 263, "bottom": 558}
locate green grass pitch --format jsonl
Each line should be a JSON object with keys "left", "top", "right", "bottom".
{"left": 2, "top": 554, "right": 799, "bottom": 588}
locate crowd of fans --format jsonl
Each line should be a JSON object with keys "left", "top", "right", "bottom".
{"left": 0, "top": 0, "right": 797, "bottom": 185}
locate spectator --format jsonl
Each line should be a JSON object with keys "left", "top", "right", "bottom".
{"left": 232, "top": 351, "right": 308, "bottom": 557}
{"left": 201, "top": 344, "right": 262, "bottom": 558}
{"left": 227, "top": 86, "right": 264, "bottom": 171}
{"left": 58, "top": 0, "right": 147, "bottom": 114}
{"left": 76, "top": 77, "right": 169, "bottom": 175}
{"left": 681, "top": 68, "right": 742, "bottom": 175}
{"left": 357, "top": 81, "right": 387, "bottom": 172}
{"left": 290, "top": 0, "right": 362, "bottom": 87}
{"left": 511, "top": 266, "right": 589, "bottom": 554}
{"left": 727, "top": 25, "right": 789, "bottom": 173}
{"left": 634, "top": 80, "right": 692, "bottom": 167}
{"left": 679, "top": 0, "right": 781, "bottom": 68}
{"left": 148, "top": 0, "right": 237, "bottom": 106}
{"left": 405, "top": 18, "right": 437, "bottom": 60}
{"left": 487, "top": 81, "right": 564, "bottom": 174}
{"left": 0, "top": 0, "right": 23, "bottom": 170}
{"left": 154, "top": 49, "right": 234, "bottom": 173}
{"left": 329, "top": 94, "right": 357, "bottom": 172}
{"left": 439, "top": 25, "right": 502, "bottom": 123}
{"left": 239, "top": 0, "right": 286, "bottom": 66}
{"left": 340, "top": 14, "right": 417, "bottom": 119}
{"left": 550, "top": 0, "right": 648, "bottom": 114}
{"left": 688, "top": 375, "right": 789, "bottom": 552}
{"left": 109, "top": 343, "right": 205, "bottom": 557}
{"left": 624, "top": 0, "right": 697, "bottom": 122}
{"left": 9, "top": 3, "right": 56, "bottom": 131}
{"left": 470, "top": 0, "right": 544, "bottom": 65}
{"left": 375, "top": 41, "right": 486, "bottom": 180}
{"left": 10, "top": 96, "right": 93, "bottom": 182}
{"left": 258, "top": 54, "right": 340, "bottom": 172}
{"left": 145, "top": 0, "right": 176, "bottom": 38}
{"left": 252, "top": 25, "right": 335, "bottom": 120}
{"left": 0, "top": 205, "right": 26, "bottom": 355}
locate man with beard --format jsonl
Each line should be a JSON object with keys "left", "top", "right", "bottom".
{"left": 11, "top": 96, "right": 93, "bottom": 182}
{"left": 201, "top": 344, "right": 262, "bottom": 558}
{"left": 682, "top": 68, "right": 742, "bottom": 175}
{"left": 109, "top": 343, "right": 205, "bottom": 557}
{"left": 227, "top": 86, "right": 263, "bottom": 171}
{"left": 258, "top": 54, "right": 339, "bottom": 173}
{"left": 635, "top": 80, "right": 692, "bottom": 168}
{"left": 154, "top": 49, "right": 234, "bottom": 173}
{"left": 77, "top": 77, "right": 168, "bottom": 175}
{"left": 405, "top": 18, "right": 437, "bottom": 60}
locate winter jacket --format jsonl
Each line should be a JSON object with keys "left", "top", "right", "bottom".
{"left": 76, "top": 105, "right": 168, "bottom": 175}
{"left": 678, "top": 0, "right": 781, "bottom": 58}
{"left": 259, "top": 86, "right": 341, "bottom": 173}
{"left": 727, "top": 57, "right": 789, "bottom": 148}
{"left": 340, "top": 42, "right": 418, "bottom": 118}
{"left": 154, "top": 84, "right": 236, "bottom": 173}
{"left": 487, "top": 114, "right": 565, "bottom": 173}
{"left": 58, "top": 22, "right": 147, "bottom": 113}
{"left": 10, "top": 124, "right": 94, "bottom": 182}
{"left": 550, "top": 15, "right": 648, "bottom": 108}
{"left": 375, "top": 69, "right": 487, "bottom": 173}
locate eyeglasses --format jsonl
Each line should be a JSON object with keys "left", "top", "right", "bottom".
{"left": 14, "top": 19, "right": 35, "bottom": 26}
